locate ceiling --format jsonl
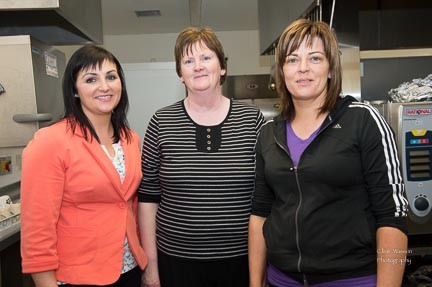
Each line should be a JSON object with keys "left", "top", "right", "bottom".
{"left": 101, "top": 0, "right": 259, "bottom": 36}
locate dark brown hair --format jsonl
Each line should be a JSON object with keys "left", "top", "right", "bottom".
{"left": 174, "top": 27, "right": 227, "bottom": 85}
{"left": 63, "top": 45, "right": 131, "bottom": 143}
{"left": 275, "top": 19, "right": 342, "bottom": 121}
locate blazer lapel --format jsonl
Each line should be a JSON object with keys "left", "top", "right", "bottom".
{"left": 81, "top": 138, "right": 124, "bottom": 198}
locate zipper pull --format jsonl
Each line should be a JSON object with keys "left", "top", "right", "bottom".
{"left": 303, "top": 274, "right": 309, "bottom": 287}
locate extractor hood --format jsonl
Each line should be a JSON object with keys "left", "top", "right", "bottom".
{"left": 0, "top": 0, "right": 103, "bottom": 45}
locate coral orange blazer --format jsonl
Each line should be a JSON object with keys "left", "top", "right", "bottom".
{"left": 21, "top": 120, "right": 147, "bottom": 285}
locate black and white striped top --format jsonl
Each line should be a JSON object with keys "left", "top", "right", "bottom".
{"left": 138, "top": 99, "right": 265, "bottom": 260}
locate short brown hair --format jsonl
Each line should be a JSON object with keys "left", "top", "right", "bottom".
{"left": 275, "top": 19, "right": 342, "bottom": 121}
{"left": 174, "top": 27, "right": 227, "bottom": 85}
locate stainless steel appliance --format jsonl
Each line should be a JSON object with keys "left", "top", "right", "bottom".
{"left": 0, "top": 35, "right": 65, "bottom": 150}
{"left": 0, "top": 35, "right": 65, "bottom": 193}
{"left": 378, "top": 102, "right": 432, "bottom": 235}
{"left": 0, "top": 34, "right": 65, "bottom": 205}
{"left": 222, "top": 74, "right": 280, "bottom": 120}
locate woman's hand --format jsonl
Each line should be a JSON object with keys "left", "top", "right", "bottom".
{"left": 139, "top": 202, "right": 160, "bottom": 287}
{"left": 141, "top": 262, "right": 160, "bottom": 287}
{"left": 249, "top": 215, "right": 268, "bottom": 287}
{"left": 376, "top": 226, "right": 408, "bottom": 287}
{"left": 31, "top": 271, "right": 58, "bottom": 287}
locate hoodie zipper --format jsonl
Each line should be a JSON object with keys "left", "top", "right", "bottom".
{"left": 274, "top": 137, "right": 305, "bottom": 277}
{"left": 273, "top": 115, "right": 335, "bottom": 286}
{"left": 293, "top": 168, "right": 304, "bottom": 273}
{"left": 303, "top": 274, "right": 310, "bottom": 286}
{"left": 294, "top": 165, "right": 310, "bottom": 287}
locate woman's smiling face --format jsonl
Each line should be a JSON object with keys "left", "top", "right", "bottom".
{"left": 179, "top": 41, "right": 226, "bottom": 94}
{"left": 75, "top": 60, "right": 122, "bottom": 120}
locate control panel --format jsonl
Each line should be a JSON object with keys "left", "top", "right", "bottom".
{"left": 401, "top": 105, "right": 432, "bottom": 220}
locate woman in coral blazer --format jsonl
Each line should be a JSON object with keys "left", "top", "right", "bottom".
{"left": 20, "top": 45, "right": 147, "bottom": 287}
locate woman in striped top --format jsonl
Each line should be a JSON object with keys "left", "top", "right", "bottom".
{"left": 138, "top": 27, "right": 265, "bottom": 287}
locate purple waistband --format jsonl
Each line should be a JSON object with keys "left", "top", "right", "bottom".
{"left": 267, "top": 263, "right": 377, "bottom": 287}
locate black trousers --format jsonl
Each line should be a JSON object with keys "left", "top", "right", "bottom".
{"left": 61, "top": 266, "right": 141, "bottom": 287}
{"left": 158, "top": 250, "right": 249, "bottom": 287}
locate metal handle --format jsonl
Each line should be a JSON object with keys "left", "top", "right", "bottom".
{"left": 0, "top": 83, "right": 5, "bottom": 95}
{"left": 12, "top": 113, "right": 53, "bottom": 123}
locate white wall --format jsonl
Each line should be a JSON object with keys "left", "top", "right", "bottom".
{"left": 56, "top": 30, "right": 272, "bottom": 75}
{"left": 122, "top": 62, "right": 185, "bottom": 141}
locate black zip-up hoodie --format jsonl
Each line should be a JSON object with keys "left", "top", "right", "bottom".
{"left": 251, "top": 96, "right": 407, "bottom": 284}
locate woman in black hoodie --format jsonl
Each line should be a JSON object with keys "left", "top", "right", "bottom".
{"left": 248, "top": 19, "right": 408, "bottom": 287}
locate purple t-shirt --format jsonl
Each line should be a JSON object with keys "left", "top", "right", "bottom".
{"left": 266, "top": 122, "right": 377, "bottom": 286}
{"left": 285, "top": 121, "right": 319, "bottom": 167}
